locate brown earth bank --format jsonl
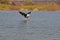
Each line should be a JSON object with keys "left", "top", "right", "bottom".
{"left": 0, "top": 3, "right": 60, "bottom": 11}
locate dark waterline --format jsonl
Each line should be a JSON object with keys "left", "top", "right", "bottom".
{"left": 0, "top": 11, "right": 60, "bottom": 40}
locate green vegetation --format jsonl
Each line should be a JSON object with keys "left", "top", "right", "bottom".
{"left": 0, "top": 0, "right": 60, "bottom": 11}
{"left": 0, "top": 4, "right": 9, "bottom": 10}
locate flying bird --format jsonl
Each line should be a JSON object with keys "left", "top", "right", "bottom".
{"left": 19, "top": 11, "right": 31, "bottom": 20}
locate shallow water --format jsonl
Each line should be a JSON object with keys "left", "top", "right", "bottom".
{"left": 0, "top": 11, "right": 60, "bottom": 40}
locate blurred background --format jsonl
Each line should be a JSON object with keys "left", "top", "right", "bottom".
{"left": 0, "top": 0, "right": 60, "bottom": 11}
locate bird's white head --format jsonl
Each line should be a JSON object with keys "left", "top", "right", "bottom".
{"left": 27, "top": 14, "right": 30, "bottom": 16}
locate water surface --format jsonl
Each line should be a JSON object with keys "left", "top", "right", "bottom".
{"left": 0, "top": 11, "right": 60, "bottom": 40}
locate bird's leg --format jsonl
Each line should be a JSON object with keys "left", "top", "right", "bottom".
{"left": 25, "top": 17, "right": 30, "bottom": 21}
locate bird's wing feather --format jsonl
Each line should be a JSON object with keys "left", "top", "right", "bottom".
{"left": 27, "top": 12, "right": 31, "bottom": 14}
{"left": 19, "top": 11, "right": 26, "bottom": 15}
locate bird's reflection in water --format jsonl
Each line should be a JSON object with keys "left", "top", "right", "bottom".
{"left": 22, "top": 20, "right": 30, "bottom": 24}
{"left": 18, "top": 20, "right": 30, "bottom": 28}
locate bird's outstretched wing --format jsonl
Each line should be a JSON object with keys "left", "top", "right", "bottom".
{"left": 27, "top": 12, "right": 31, "bottom": 14}
{"left": 19, "top": 11, "right": 26, "bottom": 16}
